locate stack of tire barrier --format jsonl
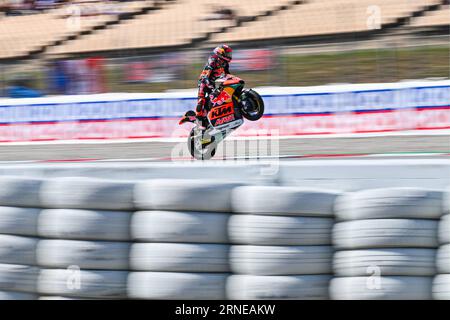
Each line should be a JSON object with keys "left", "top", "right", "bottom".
{"left": 433, "top": 191, "right": 450, "bottom": 299}
{"left": 128, "top": 179, "right": 241, "bottom": 300}
{"left": 227, "top": 186, "right": 340, "bottom": 299}
{"left": 2, "top": 173, "right": 450, "bottom": 300}
{"left": 0, "top": 177, "right": 43, "bottom": 300}
{"left": 36, "top": 177, "right": 134, "bottom": 299}
{"left": 330, "top": 188, "right": 443, "bottom": 300}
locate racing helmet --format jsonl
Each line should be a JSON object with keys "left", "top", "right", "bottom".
{"left": 213, "top": 44, "right": 232, "bottom": 62}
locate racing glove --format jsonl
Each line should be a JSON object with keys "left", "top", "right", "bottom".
{"left": 196, "top": 98, "right": 207, "bottom": 115}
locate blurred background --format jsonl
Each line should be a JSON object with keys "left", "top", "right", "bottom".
{"left": 0, "top": 0, "right": 449, "bottom": 302}
{"left": 0, "top": 0, "right": 448, "bottom": 97}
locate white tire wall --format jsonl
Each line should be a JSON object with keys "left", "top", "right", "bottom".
{"left": 226, "top": 275, "right": 332, "bottom": 300}
{"left": 433, "top": 192, "right": 450, "bottom": 300}
{"left": 0, "top": 176, "right": 43, "bottom": 299}
{"left": 0, "top": 290, "right": 37, "bottom": 300}
{"left": 38, "top": 296, "right": 99, "bottom": 300}
{"left": 38, "top": 209, "right": 131, "bottom": 241}
{"left": 38, "top": 269, "right": 128, "bottom": 299}
{"left": 0, "top": 235, "right": 38, "bottom": 265}
{"left": 332, "top": 219, "right": 438, "bottom": 250}
{"left": 433, "top": 275, "right": 450, "bottom": 300}
{"left": 228, "top": 186, "right": 336, "bottom": 300}
{"left": 130, "top": 180, "right": 235, "bottom": 299}
{"left": 134, "top": 179, "right": 242, "bottom": 212}
{"left": 436, "top": 244, "right": 450, "bottom": 274}
{"left": 230, "top": 245, "right": 333, "bottom": 275}
{"left": 0, "top": 264, "right": 40, "bottom": 293}
{"left": 231, "top": 186, "right": 340, "bottom": 216}
{"left": 330, "top": 276, "right": 433, "bottom": 300}
{"left": 333, "top": 248, "right": 436, "bottom": 276}
{"left": 438, "top": 214, "right": 450, "bottom": 244}
{"left": 34, "top": 177, "right": 135, "bottom": 299}
{"left": 36, "top": 240, "right": 130, "bottom": 270}
{"left": 131, "top": 211, "right": 229, "bottom": 243}
{"left": 332, "top": 187, "right": 443, "bottom": 300}
{"left": 0, "top": 176, "right": 44, "bottom": 208}
{"left": 130, "top": 243, "right": 229, "bottom": 272}
{"left": 127, "top": 272, "right": 227, "bottom": 300}
{"left": 0, "top": 174, "right": 448, "bottom": 300}
{"left": 229, "top": 215, "right": 333, "bottom": 246}
{"left": 0, "top": 207, "right": 40, "bottom": 237}
{"left": 40, "top": 177, "right": 135, "bottom": 210}
{"left": 334, "top": 188, "right": 444, "bottom": 221}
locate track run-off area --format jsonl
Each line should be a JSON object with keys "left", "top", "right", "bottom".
{"left": 0, "top": 131, "right": 447, "bottom": 162}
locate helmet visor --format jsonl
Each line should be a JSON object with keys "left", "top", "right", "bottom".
{"left": 220, "top": 49, "right": 231, "bottom": 62}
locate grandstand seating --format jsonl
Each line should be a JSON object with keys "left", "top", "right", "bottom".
{"left": 411, "top": 4, "right": 449, "bottom": 27}
{"left": 208, "top": 0, "right": 294, "bottom": 17}
{"left": 0, "top": 11, "right": 112, "bottom": 58}
{"left": 210, "top": 0, "right": 444, "bottom": 43}
{"left": 46, "top": 0, "right": 294, "bottom": 55}
{"left": 0, "top": 0, "right": 155, "bottom": 59}
{"left": 0, "top": 0, "right": 448, "bottom": 59}
{"left": 46, "top": 0, "right": 237, "bottom": 54}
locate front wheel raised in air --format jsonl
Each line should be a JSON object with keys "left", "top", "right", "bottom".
{"left": 188, "top": 129, "right": 216, "bottom": 160}
{"left": 240, "top": 89, "right": 264, "bottom": 121}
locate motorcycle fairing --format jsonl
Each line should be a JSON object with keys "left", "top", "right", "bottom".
{"left": 209, "top": 103, "right": 234, "bottom": 120}
{"left": 208, "top": 82, "right": 243, "bottom": 127}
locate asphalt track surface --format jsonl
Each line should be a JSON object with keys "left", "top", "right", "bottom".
{"left": 0, "top": 135, "right": 448, "bottom": 162}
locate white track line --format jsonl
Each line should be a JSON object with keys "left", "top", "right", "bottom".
{"left": 0, "top": 129, "right": 448, "bottom": 146}
{"left": 36, "top": 152, "right": 450, "bottom": 163}
{"left": 0, "top": 152, "right": 446, "bottom": 165}
{"left": 361, "top": 153, "right": 449, "bottom": 157}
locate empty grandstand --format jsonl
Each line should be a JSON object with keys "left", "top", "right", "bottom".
{"left": 0, "top": 0, "right": 448, "bottom": 58}
{"left": 0, "top": 0, "right": 448, "bottom": 95}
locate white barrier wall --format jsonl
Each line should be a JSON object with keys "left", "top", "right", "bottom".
{"left": 0, "top": 159, "right": 447, "bottom": 190}
{"left": 0, "top": 80, "right": 449, "bottom": 141}
{"left": 0, "top": 160, "right": 448, "bottom": 299}
{"left": 330, "top": 188, "right": 442, "bottom": 300}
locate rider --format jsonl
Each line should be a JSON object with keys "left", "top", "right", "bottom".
{"left": 196, "top": 44, "right": 233, "bottom": 125}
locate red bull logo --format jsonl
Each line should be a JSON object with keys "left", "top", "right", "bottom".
{"left": 211, "top": 91, "right": 231, "bottom": 106}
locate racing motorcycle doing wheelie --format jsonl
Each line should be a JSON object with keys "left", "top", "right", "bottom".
{"left": 179, "top": 74, "right": 264, "bottom": 160}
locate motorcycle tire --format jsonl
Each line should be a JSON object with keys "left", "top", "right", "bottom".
{"left": 240, "top": 89, "right": 264, "bottom": 121}
{"left": 188, "top": 129, "right": 216, "bottom": 160}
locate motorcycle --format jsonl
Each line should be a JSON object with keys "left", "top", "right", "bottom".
{"left": 179, "top": 74, "right": 265, "bottom": 160}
